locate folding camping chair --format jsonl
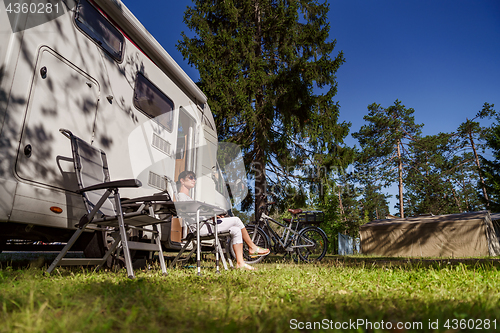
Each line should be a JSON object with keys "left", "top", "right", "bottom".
{"left": 46, "top": 129, "right": 176, "bottom": 279}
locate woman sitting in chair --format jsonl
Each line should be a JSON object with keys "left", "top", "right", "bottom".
{"left": 176, "top": 171, "right": 269, "bottom": 270}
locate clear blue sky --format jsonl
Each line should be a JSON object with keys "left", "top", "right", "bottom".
{"left": 123, "top": 0, "right": 500, "bottom": 213}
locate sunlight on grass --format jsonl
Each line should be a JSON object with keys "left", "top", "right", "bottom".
{"left": 1, "top": 258, "right": 500, "bottom": 332}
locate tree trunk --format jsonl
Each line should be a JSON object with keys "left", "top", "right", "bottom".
{"left": 468, "top": 126, "right": 489, "bottom": 206}
{"left": 253, "top": 0, "right": 267, "bottom": 220}
{"left": 254, "top": 144, "right": 267, "bottom": 221}
{"left": 338, "top": 187, "right": 346, "bottom": 220}
{"left": 448, "top": 179, "right": 463, "bottom": 212}
{"left": 337, "top": 187, "right": 347, "bottom": 233}
{"left": 397, "top": 139, "right": 404, "bottom": 218}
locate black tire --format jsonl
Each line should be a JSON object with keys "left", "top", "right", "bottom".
{"left": 83, "top": 230, "right": 116, "bottom": 268}
{"left": 230, "top": 224, "right": 269, "bottom": 264}
{"left": 0, "top": 238, "right": 6, "bottom": 254}
{"left": 295, "top": 226, "right": 328, "bottom": 262}
{"left": 83, "top": 231, "right": 107, "bottom": 258}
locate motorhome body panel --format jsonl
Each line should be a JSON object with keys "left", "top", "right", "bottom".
{"left": 10, "top": 181, "right": 85, "bottom": 229}
{"left": 92, "top": 0, "right": 207, "bottom": 107}
{"left": 93, "top": 47, "right": 198, "bottom": 199}
{"left": 16, "top": 47, "right": 100, "bottom": 190}
{"left": 0, "top": 2, "right": 13, "bottom": 87}
{"left": 0, "top": 6, "right": 25, "bottom": 222}
{"left": 2, "top": 3, "right": 112, "bottom": 229}
{"left": 0, "top": 0, "right": 227, "bottom": 243}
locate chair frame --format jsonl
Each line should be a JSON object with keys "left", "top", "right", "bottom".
{"left": 163, "top": 178, "right": 234, "bottom": 274}
{"left": 169, "top": 216, "right": 234, "bottom": 274}
{"left": 46, "top": 129, "right": 175, "bottom": 278}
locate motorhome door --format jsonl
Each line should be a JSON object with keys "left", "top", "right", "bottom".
{"left": 15, "top": 47, "right": 99, "bottom": 191}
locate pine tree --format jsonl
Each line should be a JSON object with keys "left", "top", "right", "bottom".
{"left": 352, "top": 100, "right": 423, "bottom": 217}
{"left": 480, "top": 109, "right": 500, "bottom": 210}
{"left": 404, "top": 133, "right": 462, "bottom": 215}
{"left": 456, "top": 102, "right": 496, "bottom": 207}
{"left": 337, "top": 180, "right": 363, "bottom": 236}
{"left": 178, "top": 0, "right": 352, "bottom": 215}
{"left": 359, "top": 182, "right": 390, "bottom": 221}
{"left": 314, "top": 179, "right": 341, "bottom": 253}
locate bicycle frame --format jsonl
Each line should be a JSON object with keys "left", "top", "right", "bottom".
{"left": 257, "top": 212, "right": 315, "bottom": 252}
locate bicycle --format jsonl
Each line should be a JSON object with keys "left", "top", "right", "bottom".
{"left": 232, "top": 202, "right": 329, "bottom": 263}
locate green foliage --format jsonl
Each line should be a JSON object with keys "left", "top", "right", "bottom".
{"left": 353, "top": 100, "right": 423, "bottom": 217}
{"left": 314, "top": 173, "right": 364, "bottom": 253}
{"left": 359, "top": 182, "right": 390, "bottom": 221}
{"left": 456, "top": 102, "right": 497, "bottom": 207}
{"left": 334, "top": 173, "right": 363, "bottom": 236}
{"left": 178, "top": 0, "right": 353, "bottom": 213}
{"left": 353, "top": 101, "right": 496, "bottom": 218}
{"left": 456, "top": 102, "right": 496, "bottom": 151}
{"left": 314, "top": 180, "right": 341, "bottom": 253}
{"left": 403, "top": 102, "right": 496, "bottom": 215}
{"left": 268, "top": 183, "right": 308, "bottom": 215}
{"left": 353, "top": 100, "right": 422, "bottom": 179}
{"left": 404, "top": 133, "right": 465, "bottom": 215}
{"left": 480, "top": 111, "right": 500, "bottom": 210}
{"left": 231, "top": 208, "right": 253, "bottom": 224}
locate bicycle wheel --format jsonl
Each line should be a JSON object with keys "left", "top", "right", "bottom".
{"left": 295, "top": 226, "right": 328, "bottom": 262}
{"left": 230, "top": 224, "right": 270, "bottom": 264}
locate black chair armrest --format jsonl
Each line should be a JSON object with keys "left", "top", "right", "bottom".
{"left": 76, "top": 179, "right": 142, "bottom": 194}
{"left": 121, "top": 193, "right": 172, "bottom": 204}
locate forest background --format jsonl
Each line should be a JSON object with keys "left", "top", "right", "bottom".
{"left": 123, "top": 0, "right": 500, "bottom": 252}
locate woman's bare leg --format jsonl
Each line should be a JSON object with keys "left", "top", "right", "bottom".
{"left": 233, "top": 243, "right": 244, "bottom": 266}
{"left": 233, "top": 243, "right": 255, "bottom": 269}
{"left": 241, "top": 228, "right": 269, "bottom": 254}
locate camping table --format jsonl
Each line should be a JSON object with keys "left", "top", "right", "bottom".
{"left": 173, "top": 201, "right": 227, "bottom": 275}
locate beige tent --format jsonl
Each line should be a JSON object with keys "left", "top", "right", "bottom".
{"left": 360, "top": 211, "right": 500, "bottom": 257}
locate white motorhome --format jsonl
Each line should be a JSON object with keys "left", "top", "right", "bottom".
{"left": 0, "top": 0, "right": 229, "bottom": 254}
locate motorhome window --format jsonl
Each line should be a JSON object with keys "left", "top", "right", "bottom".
{"left": 203, "top": 115, "right": 215, "bottom": 130}
{"left": 133, "top": 73, "right": 174, "bottom": 132}
{"left": 213, "top": 164, "right": 226, "bottom": 196}
{"left": 75, "top": 0, "right": 124, "bottom": 61}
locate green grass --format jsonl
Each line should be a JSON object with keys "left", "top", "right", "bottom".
{"left": 1, "top": 256, "right": 500, "bottom": 332}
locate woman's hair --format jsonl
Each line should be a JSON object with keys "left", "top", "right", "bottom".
{"left": 177, "top": 170, "right": 196, "bottom": 182}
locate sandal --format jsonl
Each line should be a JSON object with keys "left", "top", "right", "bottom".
{"left": 237, "top": 263, "right": 256, "bottom": 271}
{"left": 249, "top": 246, "right": 270, "bottom": 258}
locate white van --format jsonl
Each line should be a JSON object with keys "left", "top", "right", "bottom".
{"left": 0, "top": 0, "right": 228, "bottom": 254}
